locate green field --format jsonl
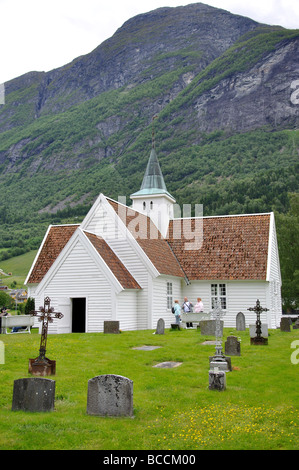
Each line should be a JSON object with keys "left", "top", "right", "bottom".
{"left": 0, "top": 250, "right": 37, "bottom": 287}
{"left": 0, "top": 327, "right": 298, "bottom": 450}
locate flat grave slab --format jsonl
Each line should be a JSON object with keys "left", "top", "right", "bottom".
{"left": 132, "top": 345, "right": 162, "bottom": 351}
{"left": 153, "top": 361, "right": 182, "bottom": 368}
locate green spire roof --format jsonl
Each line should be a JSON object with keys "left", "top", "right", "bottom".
{"left": 141, "top": 147, "right": 167, "bottom": 192}
{"left": 131, "top": 147, "right": 175, "bottom": 199}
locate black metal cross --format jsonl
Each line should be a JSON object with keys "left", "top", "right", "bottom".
{"left": 30, "top": 297, "right": 63, "bottom": 364}
{"left": 248, "top": 299, "right": 269, "bottom": 342}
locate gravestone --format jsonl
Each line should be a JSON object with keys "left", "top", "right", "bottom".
{"left": 249, "top": 324, "right": 268, "bottom": 338}
{"left": 293, "top": 319, "right": 299, "bottom": 329}
{"left": 225, "top": 336, "right": 241, "bottom": 356}
{"left": 155, "top": 318, "right": 165, "bottom": 335}
{"left": 132, "top": 345, "right": 161, "bottom": 351}
{"left": 153, "top": 361, "right": 182, "bottom": 368}
{"left": 12, "top": 378, "right": 55, "bottom": 412}
{"left": 209, "top": 355, "right": 232, "bottom": 371}
{"left": 280, "top": 317, "right": 291, "bottom": 332}
{"left": 87, "top": 375, "right": 133, "bottom": 417}
{"left": 104, "top": 321, "right": 120, "bottom": 334}
{"left": 200, "top": 320, "right": 223, "bottom": 336}
{"left": 236, "top": 312, "right": 246, "bottom": 331}
{"left": 209, "top": 369, "right": 226, "bottom": 391}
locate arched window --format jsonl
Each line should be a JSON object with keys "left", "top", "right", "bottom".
{"left": 150, "top": 201, "right": 153, "bottom": 210}
{"left": 143, "top": 201, "right": 146, "bottom": 210}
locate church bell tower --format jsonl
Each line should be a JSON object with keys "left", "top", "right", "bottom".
{"left": 130, "top": 124, "right": 175, "bottom": 237}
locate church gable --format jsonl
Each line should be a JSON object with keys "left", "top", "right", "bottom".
{"left": 26, "top": 224, "right": 79, "bottom": 284}
{"left": 26, "top": 222, "right": 141, "bottom": 292}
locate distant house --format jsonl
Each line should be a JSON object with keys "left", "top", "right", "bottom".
{"left": 25, "top": 146, "right": 282, "bottom": 333}
{"left": 9, "top": 289, "right": 28, "bottom": 303}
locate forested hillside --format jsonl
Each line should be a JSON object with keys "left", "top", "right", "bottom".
{"left": 0, "top": 3, "right": 298, "bottom": 307}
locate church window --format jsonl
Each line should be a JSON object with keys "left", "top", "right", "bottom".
{"left": 211, "top": 283, "right": 226, "bottom": 310}
{"left": 150, "top": 201, "right": 153, "bottom": 210}
{"left": 143, "top": 201, "right": 146, "bottom": 210}
{"left": 167, "top": 282, "right": 173, "bottom": 310}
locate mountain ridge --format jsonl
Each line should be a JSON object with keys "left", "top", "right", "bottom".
{"left": 0, "top": 3, "right": 298, "bottom": 226}
{"left": 1, "top": 3, "right": 260, "bottom": 130}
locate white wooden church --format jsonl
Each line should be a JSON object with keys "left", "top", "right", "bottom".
{"left": 25, "top": 145, "right": 282, "bottom": 333}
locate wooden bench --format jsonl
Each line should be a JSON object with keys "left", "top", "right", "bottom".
{"left": 1, "top": 315, "right": 34, "bottom": 334}
{"left": 180, "top": 312, "right": 210, "bottom": 329}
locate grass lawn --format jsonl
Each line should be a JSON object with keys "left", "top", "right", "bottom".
{"left": 0, "top": 250, "right": 37, "bottom": 288}
{"left": 0, "top": 326, "right": 298, "bottom": 450}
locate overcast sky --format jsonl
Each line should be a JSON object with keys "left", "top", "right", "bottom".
{"left": 1, "top": 0, "right": 298, "bottom": 84}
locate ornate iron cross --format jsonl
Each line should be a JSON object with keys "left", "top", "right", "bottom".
{"left": 247, "top": 299, "right": 269, "bottom": 339}
{"left": 30, "top": 297, "right": 63, "bottom": 364}
{"left": 210, "top": 301, "right": 226, "bottom": 357}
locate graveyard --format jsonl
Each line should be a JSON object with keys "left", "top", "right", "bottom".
{"left": 0, "top": 322, "right": 298, "bottom": 451}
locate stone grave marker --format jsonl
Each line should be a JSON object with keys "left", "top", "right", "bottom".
{"left": 200, "top": 319, "right": 223, "bottom": 336}
{"left": 153, "top": 361, "right": 182, "bottom": 368}
{"left": 12, "top": 377, "right": 55, "bottom": 412}
{"left": 225, "top": 336, "right": 241, "bottom": 356}
{"left": 132, "top": 345, "right": 161, "bottom": 351}
{"left": 87, "top": 374, "right": 133, "bottom": 417}
{"left": 236, "top": 312, "right": 246, "bottom": 331}
{"left": 209, "top": 368, "right": 226, "bottom": 391}
{"left": 249, "top": 324, "right": 268, "bottom": 338}
{"left": 104, "top": 321, "right": 120, "bottom": 334}
{"left": 280, "top": 317, "right": 291, "bottom": 332}
{"left": 293, "top": 318, "right": 299, "bottom": 329}
{"left": 155, "top": 318, "right": 165, "bottom": 335}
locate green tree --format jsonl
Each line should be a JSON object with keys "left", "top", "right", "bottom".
{"left": 0, "top": 291, "right": 14, "bottom": 309}
{"left": 24, "top": 297, "right": 35, "bottom": 315}
{"left": 276, "top": 193, "right": 299, "bottom": 311}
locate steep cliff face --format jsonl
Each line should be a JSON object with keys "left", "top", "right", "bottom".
{"left": 192, "top": 38, "right": 299, "bottom": 133}
{"left": 1, "top": 3, "right": 258, "bottom": 131}
{"left": 0, "top": 3, "right": 298, "bottom": 181}
{"left": 159, "top": 34, "right": 299, "bottom": 141}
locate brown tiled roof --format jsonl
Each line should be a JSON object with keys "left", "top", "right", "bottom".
{"left": 28, "top": 202, "right": 269, "bottom": 286}
{"left": 84, "top": 231, "right": 141, "bottom": 289}
{"left": 167, "top": 214, "right": 270, "bottom": 281}
{"left": 27, "top": 225, "right": 79, "bottom": 284}
{"left": 107, "top": 198, "right": 185, "bottom": 278}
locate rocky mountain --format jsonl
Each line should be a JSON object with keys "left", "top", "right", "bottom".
{"left": 167, "top": 34, "right": 299, "bottom": 135}
{"left": 0, "top": 3, "right": 298, "bottom": 236}
{"left": 1, "top": 4, "right": 259, "bottom": 128}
